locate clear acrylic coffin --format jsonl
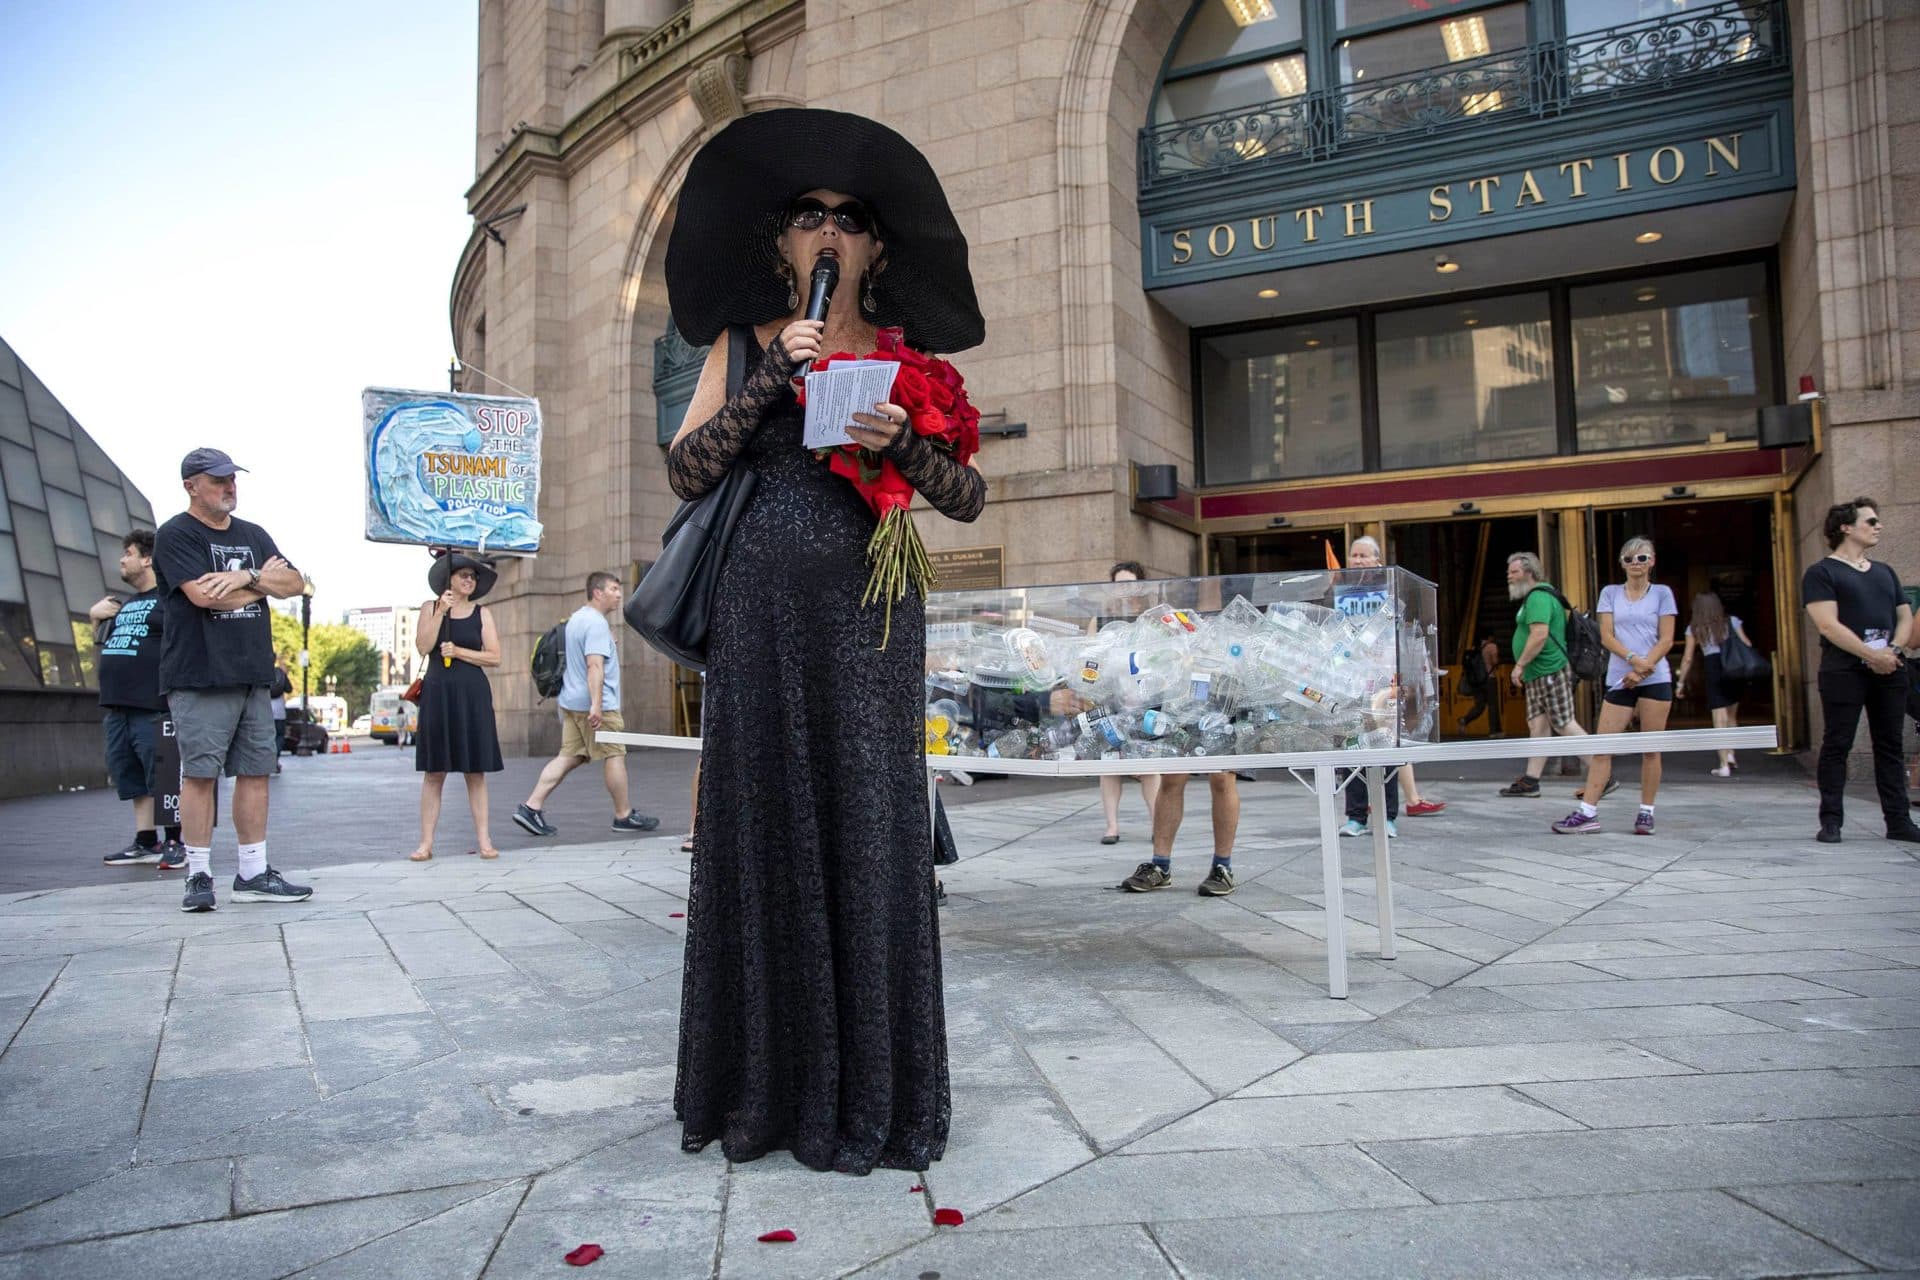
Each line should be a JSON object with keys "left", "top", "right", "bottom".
{"left": 924, "top": 569, "right": 1440, "bottom": 762}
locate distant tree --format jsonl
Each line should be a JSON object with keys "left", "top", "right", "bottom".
{"left": 268, "top": 610, "right": 380, "bottom": 717}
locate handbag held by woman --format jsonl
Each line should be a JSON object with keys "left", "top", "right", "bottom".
{"left": 626, "top": 324, "right": 757, "bottom": 672}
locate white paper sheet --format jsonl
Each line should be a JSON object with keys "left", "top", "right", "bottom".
{"left": 802, "top": 360, "right": 901, "bottom": 449}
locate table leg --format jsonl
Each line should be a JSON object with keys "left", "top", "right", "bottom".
{"left": 1316, "top": 764, "right": 1349, "bottom": 999}
{"left": 1366, "top": 765, "right": 1397, "bottom": 961}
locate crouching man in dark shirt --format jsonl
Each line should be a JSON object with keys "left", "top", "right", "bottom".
{"left": 154, "top": 448, "right": 313, "bottom": 912}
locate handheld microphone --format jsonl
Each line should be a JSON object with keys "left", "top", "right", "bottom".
{"left": 804, "top": 255, "right": 839, "bottom": 324}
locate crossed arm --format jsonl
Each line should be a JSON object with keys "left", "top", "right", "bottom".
{"left": 180, "top": 556, "right": 304, "bottom": 611}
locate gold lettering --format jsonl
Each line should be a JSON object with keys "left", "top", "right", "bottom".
{"left": 1250, "top": 215, "right": 1277, "bottom": 251}
{"left": 1515, "top": 170, "right": 1545, "bottom": 206}
{"left": 1705, "top": 133, "right": 1742, "bottom": 175}
{"left": 1429, "top": 185, "right": 1454, "bottom": 221}
{"left": 1559, "top": 158, "right": 1594, "bottom": 197}
{"left": 1468, "top": 176, "right": 1501, "bottom": 214}
{"left": 1342, "top": 200, "right": 1375, "bottom": 236}
{"left": 1207, "top": 223, "right": 1236, "bottom": 257}
{"left": 1170, "top": 229, "right": 1192, "bottom": 265}
{"left": 1613, "top": 152, "right": 1633, "bottom": 190}
{"left": 1650, "top": 145, "right": 1685, "bottom": 184}
{"left": 1294, "top": 206, "right": 1324, "bottom": 242}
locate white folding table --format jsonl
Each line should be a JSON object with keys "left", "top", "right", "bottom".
{"left": 599, "top": 725, "right": 1777, "bottom": 998}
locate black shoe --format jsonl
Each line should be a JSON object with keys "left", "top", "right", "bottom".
{"left": 1887, "top": 825, "right": 1920, "bottom": 844}
{"left": 513, "top": 803, "right": 557, "bottom": 837}
{"left": 935, "top": 879, "right": 948, "bottom": 906}
{"left": 1196, "top": 863, "right": 1237, "bottom": 897}
{"left": 103, "top": 841, "right": 161, "bottom": 867}
{"left": 181, "top": 872, "right": 216, "bottom": 913}
{"left": 1499, "top": 775, "right": 1541, "bottom": 797}
{"left": 1120, "top": 861, "right": 1173, "bottom": 892}
{"left": 612, "top": 811, "right": 660, "bottom": 832}
{"left": 231, "top": 867, "right": 313, "bottom": 903}
{"left": 1816, "top": 824, "right": 1843, "bottom": 844}
{"left": 156, "top": 841, "right": 187, "bottom": 872}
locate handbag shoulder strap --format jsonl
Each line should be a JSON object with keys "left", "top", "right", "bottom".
{"left": 727, "top": 322, "right": 751, "bottom": 398}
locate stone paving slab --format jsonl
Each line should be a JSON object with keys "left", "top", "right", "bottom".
{"left": 0, "top": 760, "right": 1915, "bottom": 1276}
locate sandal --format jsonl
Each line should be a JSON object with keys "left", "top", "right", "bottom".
{"left": 407, "top": 849, "right": 433, "bottom": 862}
{"left": 680, "top": 836, "right": 696, "bottom": 853}
{"left": 477, "top": 848, "right": 500, "bottom": 860}
{"left": 1099, "top": 833, "right": 1121, "bottom": 845}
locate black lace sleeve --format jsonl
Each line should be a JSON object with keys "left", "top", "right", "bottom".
{"left": 881, "top": 426, "right": 987, "bottom": 523}
{"left": 666, "top": 334, "right": 797, "bottom": 500}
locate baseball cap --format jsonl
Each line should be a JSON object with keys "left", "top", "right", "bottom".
{"left": 180, "top": 447, "right": 248, "bottom": 479}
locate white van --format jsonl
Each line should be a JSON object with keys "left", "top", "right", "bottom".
{"left": 369, "top": 686, "right": 417, "bottom": 745}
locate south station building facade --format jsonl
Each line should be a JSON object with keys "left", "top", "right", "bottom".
{"left": 454, "top": 0, "right": 1915, "bottom": 755}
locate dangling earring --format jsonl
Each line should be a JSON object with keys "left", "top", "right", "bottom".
{"left": 862, "top": 272, "right": 877, "bottom": 318}
{"left": 784, "top": 267, "right": 799, "bottom": 312}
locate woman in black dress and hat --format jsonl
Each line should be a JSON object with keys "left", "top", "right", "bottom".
{"left": 409, "top": 552, "right": 504, "bottom": 861}
{"left": 663, "top": 109, "right": 986, "bottom": 1174}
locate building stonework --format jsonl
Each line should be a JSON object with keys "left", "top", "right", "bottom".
{"left": 456, "top": 0, "right": 1917, "bottom": 765}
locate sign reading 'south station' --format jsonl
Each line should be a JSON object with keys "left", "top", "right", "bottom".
{"left": 1143, "top": 116, "right": 1794, "bottom": 288}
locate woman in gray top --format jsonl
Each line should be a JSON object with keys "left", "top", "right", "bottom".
{"left": 1553, "top": 536, "right": 1677, "bottom": 837}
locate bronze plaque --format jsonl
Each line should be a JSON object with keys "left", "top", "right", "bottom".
{"left": 929, "top": 545, "right": 1004, "bottom": 592}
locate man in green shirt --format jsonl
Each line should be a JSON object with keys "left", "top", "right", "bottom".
{"left": 1500, "top": 551, "right": 1590, "bottom": 797}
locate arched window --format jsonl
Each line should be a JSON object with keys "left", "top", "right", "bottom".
{"left": 1152, "top": 0, "right": 1309, "bottom": 130}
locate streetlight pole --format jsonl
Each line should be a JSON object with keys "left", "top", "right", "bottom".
{"left": 300, "top": 583, "right": 313, "bottom": 713}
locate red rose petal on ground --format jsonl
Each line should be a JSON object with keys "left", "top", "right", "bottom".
{"left": 933, "top": 1208, "right": 965, "bottom": 1226}
{"left": 757, "top": 1229, "right": 797, "bottom": 1243}
{"left": 668, "top": 912, "right": 686, "bottom": 918}
{"left": 564, "top": 1243, "right": 605, "bottom": 1266}
{"left": 908, "top": 1184, "right": 925, "bottom": 1193}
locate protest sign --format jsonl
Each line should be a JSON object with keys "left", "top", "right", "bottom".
{"left": 363, "top": 387, "right": 544, "bottom": 554}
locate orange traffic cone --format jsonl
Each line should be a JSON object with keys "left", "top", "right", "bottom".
{"left": 340, "top": 737, "right": 351, "bottom": 754}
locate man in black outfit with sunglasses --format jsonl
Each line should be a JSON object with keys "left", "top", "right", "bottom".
{"left": 1802, "top": 497, "right": 1919, "bottom": 845}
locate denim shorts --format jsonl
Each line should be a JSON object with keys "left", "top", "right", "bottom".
{"left": 102, "top": 708, "right": 163, "bottom": 800}
{"left": 170, "top": 686, "right": 277, "bottom": 779}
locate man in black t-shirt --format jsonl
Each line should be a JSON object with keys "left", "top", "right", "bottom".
{"left": 153, "top": 448, "right": 313, "bottom": 912}
{"left": 89, "top": 529, "right": 185, "bottom": 870}
{"left": 1801, "top": 496, "right": 1918, "bottom": 845}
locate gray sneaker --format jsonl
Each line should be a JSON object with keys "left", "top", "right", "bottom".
{"left": 611, "top": 811, "right": 660, "bottom": 833}
{"left": 103, "top": 840, "right": 161, "bottom": 867}
{"left": 231, "top": 867, "right": 312, "bottom": 903}
{"left": 181, "top": 872, "right": 216, "bottom": 913}
{"left": 513, "top": 803, "right": 558, "bottom": 837}
{"left": 156, "top": 841, "right": 187, "bottom": 872}
{"left": 1120, "top": 861, "right": 1173, "bottom": 892}
{"left": 1197, "top": 863, "right": 1237, "bottom": 897}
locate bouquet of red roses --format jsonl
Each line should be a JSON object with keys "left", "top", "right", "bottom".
{"left": 795, "top": 327, "right": 981, "bottom": 647}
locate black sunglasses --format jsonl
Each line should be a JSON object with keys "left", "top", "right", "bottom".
{"left": 1858, "top": 517, "right": 1882, "bottom": 527}
{"left": 788, "top": 198, "right": 874, "bottom": 235}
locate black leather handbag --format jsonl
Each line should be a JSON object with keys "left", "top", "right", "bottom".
{"left": 1719, "top": 625, "right": 1769, "bottom": 683}
{"left": 625, "top": 324, "right": 756, "bottom": 672}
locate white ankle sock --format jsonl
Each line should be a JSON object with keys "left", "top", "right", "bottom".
{"left": 1577, "top": 801, "right": 1597, "bottom": 818}
{"left": 186, "top": 846, "right": 212, "bottom": 878}
{"left": 236, "top": 842, "right": 267, "bottom": 881}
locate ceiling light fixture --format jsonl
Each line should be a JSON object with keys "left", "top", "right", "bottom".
{"left": 1435, "top": 255, "right": 1460, "bottom": 274}
{"left": 1257, "top": 288, "right": 1279, "bottom": 298}
{"left": 1635, "top": 287, "right": 1659, "bottom": 303}
{"left": 1635, "top": 230, "right": 1663, "bottom": 244}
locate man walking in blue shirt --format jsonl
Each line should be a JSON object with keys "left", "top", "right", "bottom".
{"left": 514, "top": 571, "right": 660, "bottom": 836}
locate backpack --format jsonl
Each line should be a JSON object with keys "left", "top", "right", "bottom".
{"left": 1461, "top": 648, "right": 1490, "bottom": 691}
{"left": 530, "top": 620, "right": 568, "bottom": 700}
{"left": 1527, "top": 585, "right": 1608, "bottom": 684}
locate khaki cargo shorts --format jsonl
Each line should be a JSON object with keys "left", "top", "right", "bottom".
{"left": 559, "top": 707, "right": 626, "bottom": 761}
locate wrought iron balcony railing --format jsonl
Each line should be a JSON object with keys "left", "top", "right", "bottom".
{"left": 1140, "top": 0, "right": 1786, "bottom": 188}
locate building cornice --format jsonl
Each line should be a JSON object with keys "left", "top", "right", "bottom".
{"left": 464, "top": 0, "right": 805, "bottom": 218}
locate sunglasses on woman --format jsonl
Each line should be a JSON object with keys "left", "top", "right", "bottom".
{"left": 787, "top": 198, "right": 874, "bottom": 235}
{"left": 1621, "top": 554, "right": 1653, "bottom": 564}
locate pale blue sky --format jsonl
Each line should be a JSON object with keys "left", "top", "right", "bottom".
{"left": 0, "top": 0, "right": 478, "bottom": 619}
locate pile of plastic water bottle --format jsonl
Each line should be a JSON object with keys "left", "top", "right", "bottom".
{"left": 925, "top": 594, "right": 1428, "bottom": 762}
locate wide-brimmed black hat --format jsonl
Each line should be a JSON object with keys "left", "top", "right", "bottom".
{"left": 428, "top": 551, "right": 497, "bottom": 602}
{"left": 666, "top": 109, "right": 984, "bottom": 354}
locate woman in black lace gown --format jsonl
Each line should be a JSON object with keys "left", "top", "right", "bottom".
{"left": 662, "top": 110, "right": 986, "bottom": 1174}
